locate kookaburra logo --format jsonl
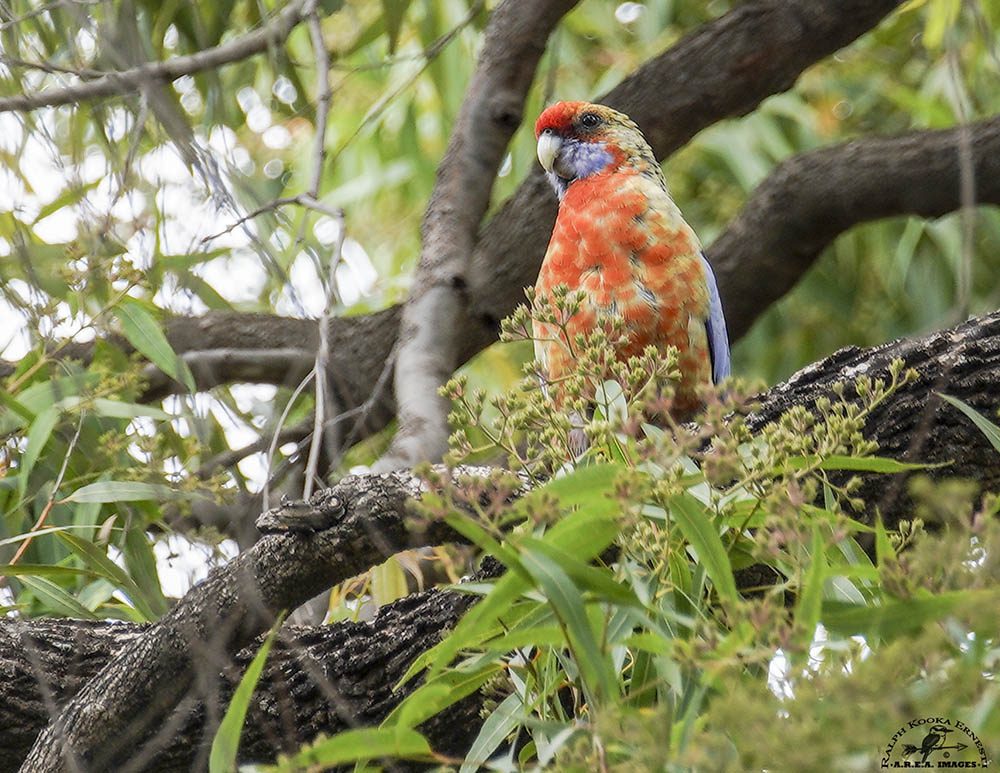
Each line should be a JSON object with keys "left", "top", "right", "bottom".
{"left": 882, "top": 716, "right": 989, "bottom": 769}
{"left": 904, "top": 725, "right": 964, "bottom": 764}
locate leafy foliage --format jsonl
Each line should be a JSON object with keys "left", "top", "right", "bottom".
{"left": 255, "top": 292, "right": 999, "bottom": 770}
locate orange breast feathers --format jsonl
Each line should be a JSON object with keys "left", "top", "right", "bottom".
{"left": 532, "top": 170, "right": 712, "bottom": 414}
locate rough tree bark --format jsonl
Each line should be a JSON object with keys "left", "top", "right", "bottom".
{"left": 15, "top": 470, "right": 494, "bottom": 772}
{"left": 5, "top": 310, "right": 1000, "bottom": 771}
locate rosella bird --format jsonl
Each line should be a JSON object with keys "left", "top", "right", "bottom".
{"left": 533, "top": 101, "right": 730, "bottom": 420}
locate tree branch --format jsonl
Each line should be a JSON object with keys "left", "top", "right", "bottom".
{"left": 7, "top": 310, "right": 1000, "bottom": 770}
{"left": 377, "top": 0, "right": 579, "bottom": 470}
{"left": 709, "top": 117, "right": 1000, "bottom": 339}
{"left": 19, "top": 468, "right": 510, "bottom": 771}
{"left": 2, "top": 590, "right": 487, "bottom": 772}
{"left": 0, "top": 0, "right": 311, "bottom": 113}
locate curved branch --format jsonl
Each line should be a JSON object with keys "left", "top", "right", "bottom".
{"left": 0, "top": 0, "right": 311, "bottom": 113}
{"left": 379, "top": 0, "right": 579, "bottom": 469}
{"left": 8, "top": 310, "right": 1000, "bottom": 770}
{"left": 708, "top": 116, "right": 1000, "bottom": 339}
{"left": 20, "top": 468, "right": 495, "bottom": 771}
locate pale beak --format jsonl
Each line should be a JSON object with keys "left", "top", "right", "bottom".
{"left": 536, "top": 131, "right": 562, "bottom": 173}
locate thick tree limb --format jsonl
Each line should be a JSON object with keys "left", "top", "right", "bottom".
{"left": 379, "top": 0, "right": 579, "bottom": 470}
{"left": 18, "top": 469, "right": 504, "bottom": 771}
{"left": 2, "top": 591, "right": 484, "bottom": 773}
{"left": 0, "top": 0, "right": 311, "bottom": 113}
{"left": 709, "top": 118, "right": 1000, "bottom": 339}
{"left": 748, "top": 311, "right": 1000, "bottom": 522}
{"left": 8, "top": 311, "right": 1000, "bottom": 770}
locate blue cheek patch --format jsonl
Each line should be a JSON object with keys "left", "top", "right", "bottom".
{"left": 567, "top": 141, "right": 614, "bottom": 178}
{"left": 549, "top": 140, "right": 614, "bottom": 200}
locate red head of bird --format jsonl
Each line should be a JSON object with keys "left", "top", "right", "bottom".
{"left": 534, "top": 101, "right": 666, "bottom": 199}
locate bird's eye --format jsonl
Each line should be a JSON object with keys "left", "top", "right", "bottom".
{"left": 579, "top": 112, "right": 601, "bottom": 129}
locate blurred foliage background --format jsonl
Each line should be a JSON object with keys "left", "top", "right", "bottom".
{"left": 0, "top": 0, "right": 997, "bottom": 610}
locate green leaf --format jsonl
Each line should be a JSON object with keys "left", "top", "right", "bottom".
{"left": 795, "top": 526, "right": 826, "bottom": 634}
{"left": 922, "top": 0, "right": 960, "bottom": 50}
{"left": 0, "top": 563, "right": 103, "bottom": 580}
{"left": 113, "top": 298, "right": 195, "bottom": 392}
{"left": 627, "top": 648, "right": 658, "bottom": 708}
{"left": 822, "top": 590, "right": 996, "bottom": 639}
{"left": 424, "top": 468, "right": 621, "bottom": 681}
{"left": 520, "top": 540, "right": 615, "bottom": 702}
{"left": 522, "top": 539, "right": 642, "bottom": 609}
{"left": 54, "top": 531, "right": 161, "bottom": 621}
{"left": 89, "top": 398, "right": 172, "bottom": 421}
{"left": 18, "top": 407, "right": 59, "bottom": 498}
{"left": 460, "top": 692, "right": 522, "bottom": 773}
{"left": 32, "top": 180, "right": 99, "bottom": 224}
{"left": 64, "top": 481, "right": 186, "bottom": 504}
{"left": 371, "top": 555, "right": 409, "bottom": 606}
{"left": 269, "top": 728, "right": 432, "bottom": 771}
{"left": 937, "top": 393, "right": 1000, "bottom": 453}
{"left": 669, "top": 493, "right": 739, "bottom": 605}
{"left": 124, "top": 523, "right": 170, "bottom": 618}
{"left": 18, "top": 575, "right": 98, "bottom": 619}
{"left": 209, "top": 619, "right": 282, "bottom": 773}
{"left": 381, "top": 0, "right": 412, "bottom": 54}
{"left": 786, "top": 454, "right": 930, "bottom": 473}
{"left": 874, "top": 514, "right": 897, "bottom": 564}
{"left": 0, "top": 372, "right": 97, "bottom": 433}
{"left": 384, "top": 664, "right": 502, "bottom": 730}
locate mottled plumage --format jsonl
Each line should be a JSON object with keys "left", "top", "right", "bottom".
{"left": 533, "top": 101, "right": 730, "bottom": 417}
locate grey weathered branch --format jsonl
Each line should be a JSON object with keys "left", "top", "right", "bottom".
{"left": 378, "top": 0, "right": 580, "bottom": 470}
{"left": 0, "top": 0, "right": 311, "bottom": 113}
{"left": 7, "top": 310, "right": 1000, "bottom": 770}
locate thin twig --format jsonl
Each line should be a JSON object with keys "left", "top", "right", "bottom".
{"left": 199, "top": 193, "right": 341, "bottom": 243}
{"left": 10, "top": 410, "right": 86, "bottom": 565}
{"left": 0, "top": 0, "right": 311, "bottom": 113}
{"left": 303, "top": 209, "right": 346, "bottom": 498}
{"left": 262, "top": 370, "right": 315, "bottom": 512}
{"left": 305, "top": 0, "right": 331, "bottom": 199}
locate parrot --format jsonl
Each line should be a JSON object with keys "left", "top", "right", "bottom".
{"left": 532, "top": 100, "right": 730, "bottom": 423}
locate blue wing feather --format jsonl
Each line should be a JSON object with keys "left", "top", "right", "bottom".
{"left": 700, "top": 254, "right": 731, "bottom": 384}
